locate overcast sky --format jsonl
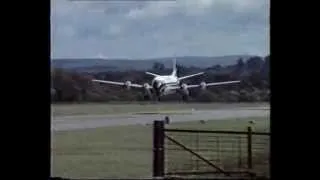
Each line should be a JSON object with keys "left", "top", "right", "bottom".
{"left": 51, "top": 0, "right": 269, "bottom": 59}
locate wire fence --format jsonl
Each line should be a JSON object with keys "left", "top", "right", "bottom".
{"left": 164, "top": 131, "right": 269, "bottom": 178}
{"left": 152, "top": 121, "right": 270, "bottom": 179}
{"left": 51, "top": 120, "right": 270, "bottom": 180}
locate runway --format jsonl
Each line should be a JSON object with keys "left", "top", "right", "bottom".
{"left": 52, "top": 105, "right": 270, "bottom": 131}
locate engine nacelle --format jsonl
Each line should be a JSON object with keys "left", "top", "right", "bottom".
{"left": 180, "top": 83, "right": 189, "bottom": 95}
{"left": 143, "top": 83, "right": 151, "bottom": 89}
{"left": 181, "top": 83, "right": 188, "bottom": 90}
{"left": 124, "top": 81, "right": 131, "bottom": 90}
{"left": 200, "top": 81, "right": 207, "bottom": 90}
{"left": 142, "top": 83, "right": 153, "bottom": 100}
{"left": 143, "top": 83, "right": 152, "bottom": 95}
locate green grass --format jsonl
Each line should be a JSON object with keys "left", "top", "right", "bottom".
{"left": 51, "top": 116, "right": 269, "bottom": 179}
{"left": 52, "top": 125, "right": 153, "bottom": 178}
{"left": 51, "top": 102, "right": 269, "bottom": 116}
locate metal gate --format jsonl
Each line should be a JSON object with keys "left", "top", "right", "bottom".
{"left": 152, "top": 120, "right": 270, "bottom": 179}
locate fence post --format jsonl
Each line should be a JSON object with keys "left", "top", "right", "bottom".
{"left": 247, "top": 126, "right": 253, "bottom": 170}
{"left": 153, "top": 120, "right": 165, "bottom": 178}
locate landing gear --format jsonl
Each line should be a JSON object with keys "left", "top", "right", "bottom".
{"left": 143, "top": 94, "right": 151, "bottom": 101}
{"left": 147, "top": 90, "right": 160, "bottom": 102}
{"left": 177, "top": 89, "right": 189, "bottom": 102}
{"left": 181, "top": 94, "right": 189, "bottom": 102}
{"left": 153, "top": 89, "right": 161, "bottom": 102}
{"left": 147, "top": 95, "right": 160, "bottom": 103}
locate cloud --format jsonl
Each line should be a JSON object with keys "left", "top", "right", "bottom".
{"left": 126, "top": 1, "right": 178, "bottom": 19}
{"left": 51, "top": 0, "right": 269, "bottom": 59}
{"left": 125, "top": 0, "right": 267, "bottom": 19}
{"left": 107, "top": 24, "right": 122, "bottom": 35}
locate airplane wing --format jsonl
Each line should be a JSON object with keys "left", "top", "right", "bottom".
{"left": 178, "top": 72, "right": 204, "bottom": 81}
{"left": 186, "top": 80, "right": 241, "bottom": 88}
{"left": 145, "top": 72, "right": 160, "bottom": 77}
{"left": 92, "top": 79, "right": 143, "bottom": 88}
{"left": 168, "top": 80, "right": 241, "bottom": 90}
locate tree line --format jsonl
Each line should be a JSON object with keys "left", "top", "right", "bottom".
{"left": 51, "top": 55, "right": 269, "bottom": 103}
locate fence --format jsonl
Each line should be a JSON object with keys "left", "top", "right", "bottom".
{"left": 51, "top": 119, "right": 270, "bottom": 180}
{"left": 153, "top": 120, "right": 270, "bottom": 179}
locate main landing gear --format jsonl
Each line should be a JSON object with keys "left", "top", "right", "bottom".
{"left": 181, "top": 94, "right": 189, "bottom": 102}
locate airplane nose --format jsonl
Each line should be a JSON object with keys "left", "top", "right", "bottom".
{"left": 153, "top": 81, "right": 162, "bottom": 89}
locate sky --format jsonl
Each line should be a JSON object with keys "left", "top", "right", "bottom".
{"left": 51, "top": 0, "right": 269, "bottom": 59}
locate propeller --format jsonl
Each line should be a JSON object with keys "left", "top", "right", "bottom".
{"left": 143, "top": 83, "right": 153, "bottom": 100}
{"left": 200, "top": 81, "right": 207, "bottom": 90}
{"left": 180, "top": 83, "right": 189, "bottom": 96}
{"left": 124, "top": 81, "right": 131, "bottom": 90}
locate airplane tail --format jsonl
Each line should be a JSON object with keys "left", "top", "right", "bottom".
{"left": 171, "top": 58, "right": 177, "bottom": 77}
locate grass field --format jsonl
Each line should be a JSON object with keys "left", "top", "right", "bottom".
{"left": 51, "top": 116, "right": 269, "bottom": 179}
{"left": 51, "top": 102, "right": 269, "bottom": 116}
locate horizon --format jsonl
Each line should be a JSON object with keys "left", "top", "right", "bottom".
{"left": 51, "top": 54, "right": 266, "bottom": 60}
{"left": 51, "top": 0, "right": 269, "bottom": 59}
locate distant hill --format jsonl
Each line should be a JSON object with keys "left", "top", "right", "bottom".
{"left": 51, "top": 55, "right": 253, "bottom": 72}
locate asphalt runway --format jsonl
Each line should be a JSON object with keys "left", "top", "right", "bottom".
{"left": 52, "top": 106, "right": 270, "bottom": 131}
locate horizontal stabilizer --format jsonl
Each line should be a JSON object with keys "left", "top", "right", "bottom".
{"left": 145, "top": 72, "right": 160, "bottom": 77}
{"left": 178, "top": 72, "right": 204, "bottom": 80}
{"left": 206, "top": 80, "right": 241, "bottom": 86}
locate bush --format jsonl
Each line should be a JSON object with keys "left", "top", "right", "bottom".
{"left": 51, "top": 63, "right": 270, "bottom": 103}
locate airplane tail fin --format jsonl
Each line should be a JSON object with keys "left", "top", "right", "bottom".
{"left": 171, "top": 58, "right": 177, "bottom": 77}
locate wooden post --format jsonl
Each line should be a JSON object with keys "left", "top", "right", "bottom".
{"left": 153, "top": 120, "right": 165, "bottom": 178}
{"left": 247, "top": 126, "right": 252, "bottom": 170}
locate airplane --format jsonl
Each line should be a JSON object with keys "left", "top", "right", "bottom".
{"left": 91, "top": 59, "right": 241, "bottom": 101}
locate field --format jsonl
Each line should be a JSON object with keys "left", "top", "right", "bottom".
{"left": 51, "top": 116, "right": 270, "bottom": 179}
{"left": 51, "top": 102, "right": 268, "bottom": 117}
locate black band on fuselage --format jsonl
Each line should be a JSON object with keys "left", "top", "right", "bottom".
{"left": 152, "top": 81, "right": 180, "bottom": 97}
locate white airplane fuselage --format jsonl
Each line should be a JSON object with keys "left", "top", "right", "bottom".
{"left": 91, "top": 58, "right": 241, "bottom": 101}
{"left": 151, "top": 75, "right": 180, "bottom": 96}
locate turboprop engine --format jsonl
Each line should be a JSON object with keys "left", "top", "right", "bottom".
{"left": 143, "top": 83, "right": 153, "bottom": 99}
{"left": 200, "top": 81, "right": 207, "bottom": 91}
{"left": 180, "top": 83, "right": 189, "bottom": 96}
{"left": 179, "top": 83, "right": 190, "bottom": 101}
{"left": 124, "top": 81, "right": 131, "bottom": 90}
